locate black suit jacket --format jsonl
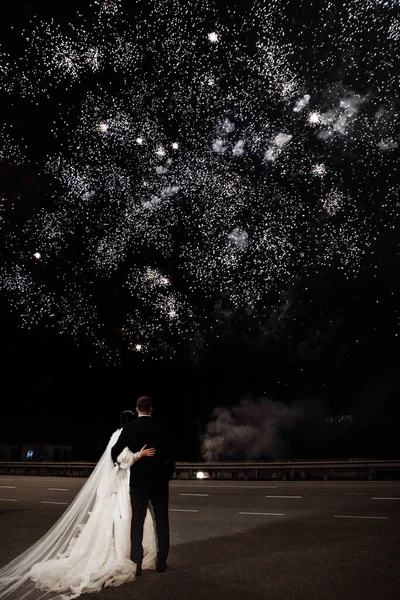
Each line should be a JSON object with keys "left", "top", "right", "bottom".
{"left": 111, "top": 416, "right": 175, "bottom": 486}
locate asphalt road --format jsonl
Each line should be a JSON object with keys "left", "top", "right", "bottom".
{"left": 1, "top": 477, "right": 400, "bottom": 600}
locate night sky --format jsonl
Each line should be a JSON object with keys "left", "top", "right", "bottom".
{"left": 0, "top": 0, "right": 399, "bottom": 460}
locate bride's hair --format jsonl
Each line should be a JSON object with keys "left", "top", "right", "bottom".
{"left": 120, "top": 409, "right": 135, "bottom": 427}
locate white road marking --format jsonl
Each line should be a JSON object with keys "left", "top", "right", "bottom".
{"left": 0, "top": 498, "right": 17, "bottom": 502}
{"left": 169, "top": 508, "right": 199, "bottom": 512}
{"left": 171, "top": 484, "right": 278, "bottom": 489}
{"left": 265, "top": 495, "right": 302, "bottom": 499}
{"left": 371, "top": 497, "right": 400, "bottom": 500}
{"left": 47, "top": 488, "right": 70, "bottom": 491}
{"left": 40, "top": 501, "right": 69, "bottom": 505}
{"left": 179, "top": 493, "right": 209, "bottom": 496}
{"left": 333, "top": 515, "right": 388, "bottom": 520}
{"left": 0, "top": 485, "right": 16, "bottom": 489}
{"left": 239, "top": 511, "right": 285, "bottom": 516}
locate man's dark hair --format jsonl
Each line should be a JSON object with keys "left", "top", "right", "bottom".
{"left": 136, "top": 396, "right": 153, "bottom": 413}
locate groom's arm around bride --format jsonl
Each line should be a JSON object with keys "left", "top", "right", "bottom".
{"left": 111, "top": 398, "right": 176, "bottom": 483}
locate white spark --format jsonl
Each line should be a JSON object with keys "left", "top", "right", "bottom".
{"left": 227, "top": 228, "right": 249, "bottom": 250}
{"left": 308, "top": 111, "right": 322, "bottom": 125}
{"left": 293, "top": 94, "right": 310, "bottom": 112}
{"left": 274, "top": 133, "right": 293, "bottom": 148}
{"left": 212, "top": 139, "right": 226, "bottom": 153}
{"left": 232, "top": 140, "right": 245, "bottom": 156}
{"left": 312, "top": 163, "right": 328, "bottom": 177}
{"left": 378, "top": 139, "right": 399, "bottom": 151}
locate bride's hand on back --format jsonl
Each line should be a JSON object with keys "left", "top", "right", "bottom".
{"left": 140, "top": 444, "right": 156, "bottom": 458}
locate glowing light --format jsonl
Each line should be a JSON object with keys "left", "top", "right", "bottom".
{"left": 311, "top": 163, "right": 328, "bottom": 177}
{"left": 322, "top": 190, "right": 344, "bottom": 216}
{"left": 293, "top": 94, "right": 310, "bottom": 112}
{"left": 208, "top": 32, "right": 219, "bottom": 42}
{"left": 308, "top": 111, "right": 322, "bottom": 125}
{"left": 33, "top": 252, "right": 41, "bottom": 260}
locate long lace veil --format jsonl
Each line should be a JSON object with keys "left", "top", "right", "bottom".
{"left": 0, "top": 429, "right": 123, "bottom": 600}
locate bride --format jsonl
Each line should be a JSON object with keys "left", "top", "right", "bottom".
{"left": 0, "top": 410, "right": 158, "bottom": 600}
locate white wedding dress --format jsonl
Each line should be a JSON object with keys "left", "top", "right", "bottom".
{"left": 0, "top": 428, "right": 157, "bottom": 600}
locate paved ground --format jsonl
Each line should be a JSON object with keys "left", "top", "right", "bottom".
{"left": 1, "top": 478, "right": 400, "bottom": 600}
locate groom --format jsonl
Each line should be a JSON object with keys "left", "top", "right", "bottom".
{"left": 111, "top": 395, "right": 175, "bottom": 575}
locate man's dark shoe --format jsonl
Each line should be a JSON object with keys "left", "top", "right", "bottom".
{"left": 135, "top": 562, "right": 142, "bottom": 576}
{"left": 156, "top": 561, "right": 167, "bottom": 572}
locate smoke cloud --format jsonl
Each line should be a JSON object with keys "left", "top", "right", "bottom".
{"left": 201, "top": 394, "right": 307, "bottom": 461}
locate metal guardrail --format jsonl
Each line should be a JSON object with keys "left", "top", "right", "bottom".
{"left": 174, "top": 460, "right": 400, "bottom": 481}
{"left": 0, "top": 459, "right": 399, "bottom": 480}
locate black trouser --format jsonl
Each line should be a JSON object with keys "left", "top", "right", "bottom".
{"left": 130, "top": 484, "right": 170, "bottom": 565}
